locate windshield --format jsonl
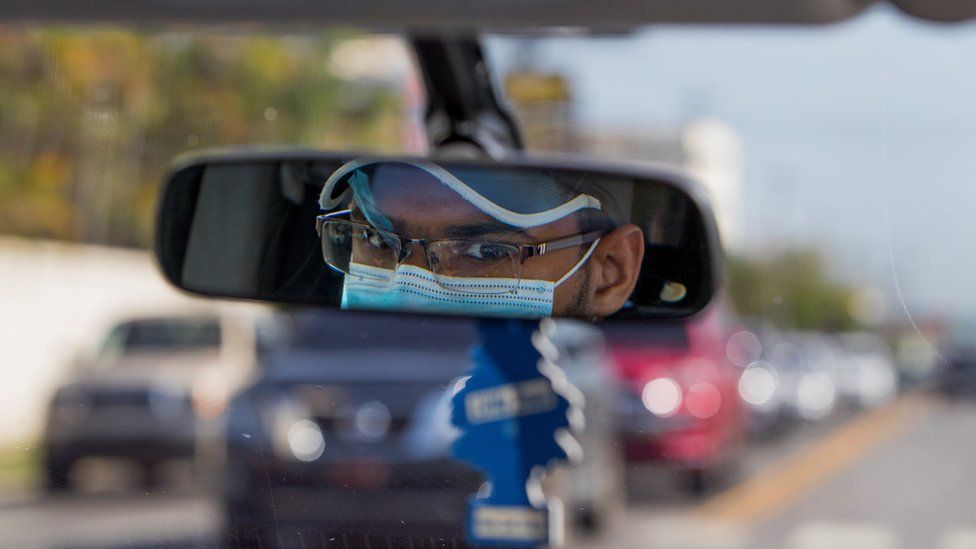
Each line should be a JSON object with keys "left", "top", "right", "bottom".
{"left": 101, "top": 317, "right": 223, "bottom": 356}
{"left": 1, "top": 8, "right": 973, "bottom": 549}
{"left": 485, "top": 6, "right": 967, "bottom": 547}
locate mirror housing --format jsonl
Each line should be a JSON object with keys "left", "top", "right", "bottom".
{"left": 155, "top": 149, "right": 722, "bottom": 320}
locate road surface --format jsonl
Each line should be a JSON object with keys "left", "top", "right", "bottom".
{"left": 1, "top": 392, "right": 973, "bottom": 549}
{"left": 594, "top": 392, "right": 976, "bottom": 549}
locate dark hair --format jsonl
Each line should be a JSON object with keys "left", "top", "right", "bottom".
{"left": 577, "top": 209, "right": 616, "bottom": 235}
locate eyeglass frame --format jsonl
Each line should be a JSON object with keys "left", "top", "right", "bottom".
{"left": 315, "top": 208, "right": 605, "bottom": 276}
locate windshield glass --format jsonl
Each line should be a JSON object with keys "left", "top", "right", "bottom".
{"left": 2, "top": 8, "right": 974, "bottom": 549}
{"left": 483, "top": 6, "right": 971, "bottom": 547}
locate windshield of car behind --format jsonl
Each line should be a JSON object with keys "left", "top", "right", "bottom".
{"left": 116, "top": 318, "right": 222, "bottom": 353}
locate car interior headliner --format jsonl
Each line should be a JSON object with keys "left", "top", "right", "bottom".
{"left": 0, "top": 0, "right": 972, "bottom": 29}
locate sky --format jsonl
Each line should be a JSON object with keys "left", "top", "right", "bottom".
{"left": 487, "top": 5, "right": 976, "bottom": 320}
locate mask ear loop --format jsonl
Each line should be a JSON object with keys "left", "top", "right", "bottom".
{"left": 555, "top": 239, "right": 601, "bottom": 287}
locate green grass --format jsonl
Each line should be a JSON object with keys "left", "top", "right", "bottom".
{"left": 0, "top": 443, "right": 41, "bottom": 495}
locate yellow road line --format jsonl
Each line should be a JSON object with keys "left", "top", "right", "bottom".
{"left": 695, "top": 391, "right": 937, "bottom": 526}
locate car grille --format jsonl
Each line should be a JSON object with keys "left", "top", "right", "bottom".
{"left": 227, "top": 530, "right": 491, "bottom": 549}
{"left": 89, "top": 389, "right": 152, "bottom": 410}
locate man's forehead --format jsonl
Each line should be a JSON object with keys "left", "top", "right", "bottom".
{"left": 350, "top": 197, "right": 577, "bottom": 241}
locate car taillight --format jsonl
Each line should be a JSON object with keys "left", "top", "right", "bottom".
{"left": 685, "top": 382, "right": 722, "bottom": 419}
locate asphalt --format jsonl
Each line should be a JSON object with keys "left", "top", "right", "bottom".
{"left": 2, "top": 392, "right": 974, "bottom": 549}
{"left": 592, "top": 392, "right": 976, "bottom": 549}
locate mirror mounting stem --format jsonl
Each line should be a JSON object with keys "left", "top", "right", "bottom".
{"left": 410, "top": 36, "right": 524, "bottom": 159}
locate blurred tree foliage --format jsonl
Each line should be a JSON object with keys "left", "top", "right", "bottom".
{"left": 0, "top": 28, "right": 414, "bottom": 248}
{"left": 726, "top": 249, "right": 859, "bottom": 331}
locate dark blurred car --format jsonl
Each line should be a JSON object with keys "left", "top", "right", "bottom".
{"left": 735, "top": 325, "right": 842, "bottom": 438}
{"left": 607, "top": 303, "right": 747, "bottom": 493}
{"left": 734, "top": 320, "right": 791, "bottom": 439}
{"left": 938, "top": 344, "right": 976, "bottom": 397}
{"left": 43, "top": 309, "right": 274, "bottom": 491}
{"left": 220, "top": 311, "right": 623, "bottom": 547}
{"left": 738, "top": 333, "right": 840, "bottom": 439}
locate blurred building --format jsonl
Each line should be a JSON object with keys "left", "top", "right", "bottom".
{"left": 499, "top": 55, "right": 744, "bottom": 249}
{"left": 0, "top": 238, "right": 266, "bottom": 445}
{"left": 328, "top": 36, "right": 427, "bottom": 153}
{"left": 579, "top": 120, "right": 744, "bottom": 250}
{"left": 503, "top": 70, "right": 578, "bottom": 152}
{"left": 682, "top": 119, "right": 744, "bottom": 250}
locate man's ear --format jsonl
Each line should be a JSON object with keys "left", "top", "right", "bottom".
{"left": 586, "top": 224, "right": 645, "bottom": 317}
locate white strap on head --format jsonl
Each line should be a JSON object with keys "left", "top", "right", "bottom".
{"left": 555, "top": 239, "right": 601, "bottom": 287}
{"left": 320, "top": 158, "right": 602, "bottom": 229}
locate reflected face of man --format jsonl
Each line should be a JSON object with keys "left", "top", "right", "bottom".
{"left": 335, "top": 162, "right": 645, "bottom": 318}
{"left": 349, "top": 165, "right": 593, "bottom": 316}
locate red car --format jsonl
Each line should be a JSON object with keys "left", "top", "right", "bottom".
{"left": 607, "top": 302, "right": 747, "bottom": 493}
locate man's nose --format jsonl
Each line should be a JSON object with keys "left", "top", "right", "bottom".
{"left": 397, "top": 241, "right": 432, "bottom": 270}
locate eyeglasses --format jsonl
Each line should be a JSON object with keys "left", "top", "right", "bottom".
{"left": 315, "top": 210, "right": 603, "bottom": 295}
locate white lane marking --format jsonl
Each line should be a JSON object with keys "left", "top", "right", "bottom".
{"left": 788, "top": 521, "right": 900, "bottom": 549}
{"left": 581, "top": 511, "right": 749, "bottom": 549}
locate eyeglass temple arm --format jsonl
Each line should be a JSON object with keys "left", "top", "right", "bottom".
{"left": 523, "top": 230, "right": 604, "bottom": 258}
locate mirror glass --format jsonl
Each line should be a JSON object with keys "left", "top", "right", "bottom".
{"left": 156, "top": 153, "right": 719, "bottom": 319}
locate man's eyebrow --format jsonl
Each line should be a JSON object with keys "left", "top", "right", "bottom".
{"left": 350, "top": 206, "right": 400, "bottom": 232}
{"left": 442, "top": 222, "right": 531, "bottom": 240}
{"left": 351, "top": 209, "right": 421, "bottom": 236}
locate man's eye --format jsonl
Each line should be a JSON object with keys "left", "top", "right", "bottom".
{"left": 464, "top": 243, "right": 511, "bottom": 262}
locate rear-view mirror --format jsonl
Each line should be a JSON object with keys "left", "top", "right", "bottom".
{"left": 155, "top": 150, "right": 721, "bottom": 320}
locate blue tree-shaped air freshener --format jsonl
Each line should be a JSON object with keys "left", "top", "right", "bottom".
{"left": 451, "top": 319, "right": 583, "bottom": 547}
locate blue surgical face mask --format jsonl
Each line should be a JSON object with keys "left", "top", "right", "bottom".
{"left": 340, "top": 240, "right": 600, "bottom": 319}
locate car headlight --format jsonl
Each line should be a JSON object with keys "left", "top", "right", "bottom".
{"left": 285, "top": 419, "right": 325, "bottom": 462}
{"left": 642, "top": 377, "right": 682, "bottom": 417}
{"left": 738, "top": 361, "right": 779, "bottom": 409}
{"left": 268, "top": 398, "right": 325, "bottom": 462}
